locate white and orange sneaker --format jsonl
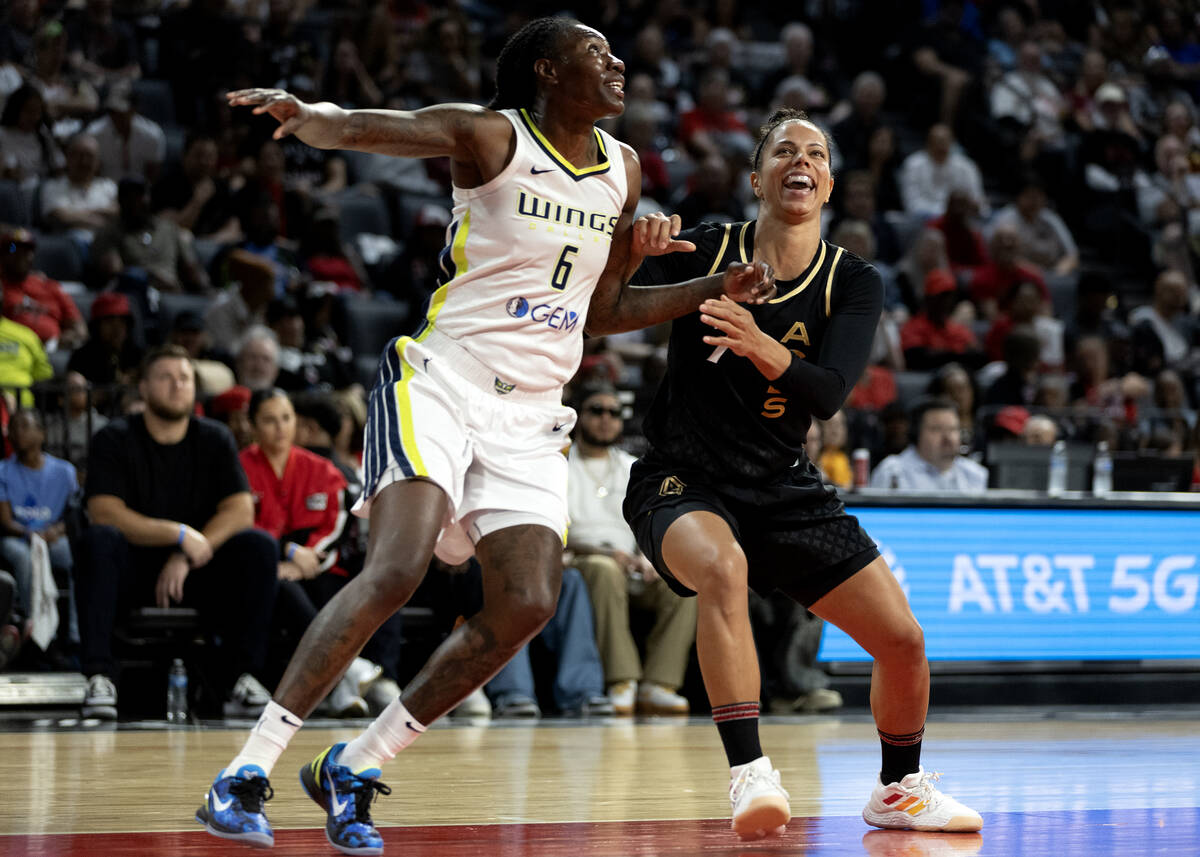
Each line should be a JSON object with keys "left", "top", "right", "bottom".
{"left": 863, "top": 768, "right": 982, "bottom": 832}
{"left": 729, "top": 756, "right": 791, "bottom": 840}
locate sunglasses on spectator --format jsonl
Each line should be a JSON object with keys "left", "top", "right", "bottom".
{"left": 584, "top": 405, "right": 623, "bottom": 418}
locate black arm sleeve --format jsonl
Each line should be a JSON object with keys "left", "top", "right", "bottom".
{"left": 770, "top": 261, "right": 884, "bottom": 420}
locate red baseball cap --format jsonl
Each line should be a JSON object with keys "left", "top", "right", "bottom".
{"left": 924, "top": 269, "right": 957, "bottom": 297}
{"left": 90, "top": 292, "right": 132, "bottom": 320}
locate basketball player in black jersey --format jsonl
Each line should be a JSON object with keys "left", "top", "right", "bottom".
{"left": 624, "top": 109, "right": 982, "bottom": 839}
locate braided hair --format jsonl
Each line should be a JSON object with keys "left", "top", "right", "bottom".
{"left": 489, "top": 16, "right": 582, "bottom": 111}
{"left": 750, "top": 108, "right": 832, "bottom": 173}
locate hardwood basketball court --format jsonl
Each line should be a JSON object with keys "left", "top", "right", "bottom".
{"left": 1, "top": 707, "right": 1196, "bottom": 856}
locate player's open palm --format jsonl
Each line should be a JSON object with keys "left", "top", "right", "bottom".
{"left": 227, "top": 88, "right": 312, "bottom": 140}
{"left": 722, "top": 260, "right": 775, "bottom": 303}
{"left": 700, "top": 295, "right": 771, "bottom": 358}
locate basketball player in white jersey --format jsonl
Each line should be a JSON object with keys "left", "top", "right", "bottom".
{"left": 197, "top": 18, "right": 774, "bottom": 855}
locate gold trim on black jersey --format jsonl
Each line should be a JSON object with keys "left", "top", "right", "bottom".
{"left": 736, "top": 221, "right": 751, "bottom": 262}
{"left": 824, "top": 246, "right": 845, "bottom": 317}
{"left": 706, "top": 223, "right": 734, "bottom": 276}
{"left": 769, "top": 241, "right": 827, "bottom": 304}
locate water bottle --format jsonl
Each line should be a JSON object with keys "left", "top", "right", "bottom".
{"left": 1092, "top": 441, "right": 1113, "bottom": 497}
{"left": 167, "top": 658, "right": 188, "bottom": 724}
{"left": 1047, "top": 440, "right": 1068, "bottom": 497}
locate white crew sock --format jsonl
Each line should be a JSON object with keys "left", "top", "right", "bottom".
{"left": 338, "top": 697, "right": 426, "bottom": 774}
{"left": 225, "top": 700, "right": 303, "bottom": 777}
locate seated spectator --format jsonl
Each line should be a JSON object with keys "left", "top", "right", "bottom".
{"left": 485, "top": 565, "right": 614, "bottom": 719}
{"left": 39, "top": 133, "right": 118, "bottom": 244}
{"left": 166, "top": 311, "right": 234, "bottom": 398}
{"left": 566, "top": 384, "right": 695, "bottom": 716}
{"left": 382, "top": 204, "right": 451, "bottom": 307}
{"left": 268, "top": 296, "right": 352, "bottom": 393}
{"left": 984, "top": 280, "right": 1065, "bottom": 370}
{"left": 830, "top": 170, "right": 902, "bottom": 265}
{"left": 1065, "top": 272, "right": 1131, "bottom": 360}
{"left": 673, "top": 153, "right": 744, "bottom": 228}
{"left": 900, "top": 270, "right": 984, "bottom": 370}
{"left": 969, "top": 223, "right": 1049, "bottom": 320}
{"left": 989, "top": 39, "right": 1070, "bottom": 184}
{"left": 0, "top": 228, "right": 88, "bottom": 350}
{"left": 895, "top": 228, "right": 951, "bottom": 312}
{"left": 151, "top": 133, "right": 240, "bottom": 242}
{"left": 235, "top": 325, "right": 281, "bottom": 392}
{"left": 239, "top": 388, "right": 386, "bottom": 714}
{"left": 1141, "top": 368, "right": 1196, "bottom": 455}
{"left": 983, "top": 327, "right": 1042, "bottom": 407}
{"left": 76, "top": 345, "right": 278, "bottom": 720}
{"left": 92, "top": 178, "right": 212, "bottom": 294}
{"left": 206, "top": 249, "right": 276, "bottom": 347}
{"left": 928, "top": 189, "right": 988, "bottom": 281}
{"left": 405, "top": 14, "right": 480, "bottom": 106}
{"left": 44, "top": 370, "right": 108, "bottom": 468}
{"left": 990, "top": 176, "right": 1079, "bottom": 277}
{"left": 29, "top": 20, "right": 99, "bottom": 121}
{"left": 84, "top": 81, "right": 165, "bottom": 185}
{"left": 0, "top": 314, "right": 52, "bottom": 405}
{"left": 816, "top": 409, "right": 853, "bottom": 490}
{"left": 928, "top": 362, "right": 977, "bottom": 450}
{"left": 1130, "top": 269, "right": 1199, "bottom": 377}
{"left": 831, "top": 71, "right": 887, "bottom": 170}
{"left": 65, "top": 0, "right": 140, "bottom": 85}
{"left": 292, "top": 391, "right": 359, "bottom": 494}
{"left": 301, "top": 208, "right": 367, "bottom": 293}
{"left": 0, "top": 85, "right": 64, "bottom": 189}
{"left": 898, "top": 123, "right": 988, "bottom": 221}
{"left": 66, "top": 291, "right": 142, "bottom": 387}
{"left": 1023, "top": 414, "right": 1059, "bottom": 446}
{"left": 227, "top": 190, "right": 301, "bottom": 296}
{"left": 870, "top": 397, "right": 988, "bottom": 493}
{"left": 0, "top": 409, "right": 78, "bottom": 653}
{"left": 677, "top": 68, "right": 754, "bottom": 161}
{"left": 207, "top": 385, "right": 253, "bottom": 450}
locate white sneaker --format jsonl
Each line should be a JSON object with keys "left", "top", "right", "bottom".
{"left": 863, "top": 768, "right": 983, "bottom": 832}
{"left": 730, "top": 756, "right": 790, "bottom": 840}
{"left": 324, "top": 673, "right": 369, "bottom": 718}
{"left": 343, "top": 657, "right": 383, "bottom": 696}
{"left": 607, "top": 680, "right": 636, "bottom": 715}
{"left": 636, "top": 682, "right": 689, "bottom": 715}
{"left": 222, "top": 673, "right": 272, "bottom": 718}
{"left": 82, "top": 674, "right": 117, "bottom": 720}
{"left": 363, "top": 677, "right": 402, "bottom": 715}
{"left": 452, "top": 686, "right": 491, "bottom": 719}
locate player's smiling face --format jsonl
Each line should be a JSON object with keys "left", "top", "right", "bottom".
{"left": 752, "top": 120, "right": 833, "bottom": 221}
{"left": 554, "top": 25, "right": 626, "bottom": 118}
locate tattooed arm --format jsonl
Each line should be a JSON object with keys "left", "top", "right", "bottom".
{"left": 225, "top": 89, "right": 515, "bottom": 186}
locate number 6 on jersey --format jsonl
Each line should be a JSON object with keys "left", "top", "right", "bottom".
{"left": 551, "top": 244, "right": 580, "bottom": 291}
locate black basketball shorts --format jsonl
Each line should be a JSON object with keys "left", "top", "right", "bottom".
{"left": 622, "top": 454, "right": 879, "bottom": 608}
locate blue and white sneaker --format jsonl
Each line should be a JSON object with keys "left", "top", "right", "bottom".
{"left": 195, "top": 763, "right": 275, "bottom": 848}
{"left": 300, "top": 743, "right": 392, "bottom": 855}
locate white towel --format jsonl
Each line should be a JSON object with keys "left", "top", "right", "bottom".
{"left": 29, "top": 533, "right": 59, "bottom": 651}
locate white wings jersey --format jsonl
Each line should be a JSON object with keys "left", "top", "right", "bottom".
{"left": 412, "top": 108, "right": 629, "bottom": 394}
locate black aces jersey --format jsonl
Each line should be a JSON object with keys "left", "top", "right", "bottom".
{"left": 631, "top": 221, "right": 884, "bottom": 485}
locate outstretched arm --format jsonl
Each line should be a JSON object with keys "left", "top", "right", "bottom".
{"left": 226, "top": 89, "right": 513, "bottom": 181}
{"left": 586, "top": 146, "right": 775, "bottom": 336}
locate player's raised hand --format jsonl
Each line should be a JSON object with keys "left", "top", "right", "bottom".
{"left": 721, "top": 260, "right": 775, "bottom": 303}
{"left": 227, "top": 88, "right": 313, "bottom": 140}
{"left": 632, "top": 212, "right": 697, "bottom": 257}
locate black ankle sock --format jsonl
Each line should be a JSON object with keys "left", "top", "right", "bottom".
{"left": 713, "top": 702, "right": 762, "bottom": 767}
{"left": 878, "top": 726, "right": 924, "bottom": 785}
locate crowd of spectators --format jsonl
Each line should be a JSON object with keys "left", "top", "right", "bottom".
{"left": 1, "top": 0, "right": 1200, "bottom": 713}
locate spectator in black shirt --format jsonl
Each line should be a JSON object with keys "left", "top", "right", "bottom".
{"left": 151, "top": 133, "right": 239, "bottom": 242}
{"left": 66, "top": 291, "right": 143, "bottom": 388}
{"left": 75, "top": 345, "right": 278, "bottom": 720}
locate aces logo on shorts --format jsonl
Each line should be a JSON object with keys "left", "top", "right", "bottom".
{"left": 658, "top": 475, "right": 685, "bottom": 497}
{"left": 305, "top": 493, "right": 328, "bottom": 511}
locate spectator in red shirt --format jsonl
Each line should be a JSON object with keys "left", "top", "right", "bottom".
{"left": 927, "top": 188, "right": 988, "bottom": 280}
{"left": 901, "top": 269, "right": 985, "bottom": 370}
{"left": 677, "top": 68, "right": 753, "bottom": 161}
{"left": 969, "top": 223, "right": 1048, "bottom": 320}
{"left": 0, "top": 228, "right": 88, "bottom": 349}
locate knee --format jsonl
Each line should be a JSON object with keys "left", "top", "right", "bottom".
{"left": 227, "top": 529, "right": 279, "bottom": 566}
{"left": 356, "top": 555, "right": 427, "bottom": 611}
{"left": 689, "top": 546, "right": 748, "bottom": 604}
{"left": 873, "top": 617, "right": 926, "bottom": 663}
{"left": 491, "top": 578, "right": 560, "bottom": 651}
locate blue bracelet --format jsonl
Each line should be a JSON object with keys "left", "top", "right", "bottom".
{"left": 177, "top": 524, "right": 186, "bottom": 546}
{"left": 287, "top": 543, "right": 297, "bottom": 561}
